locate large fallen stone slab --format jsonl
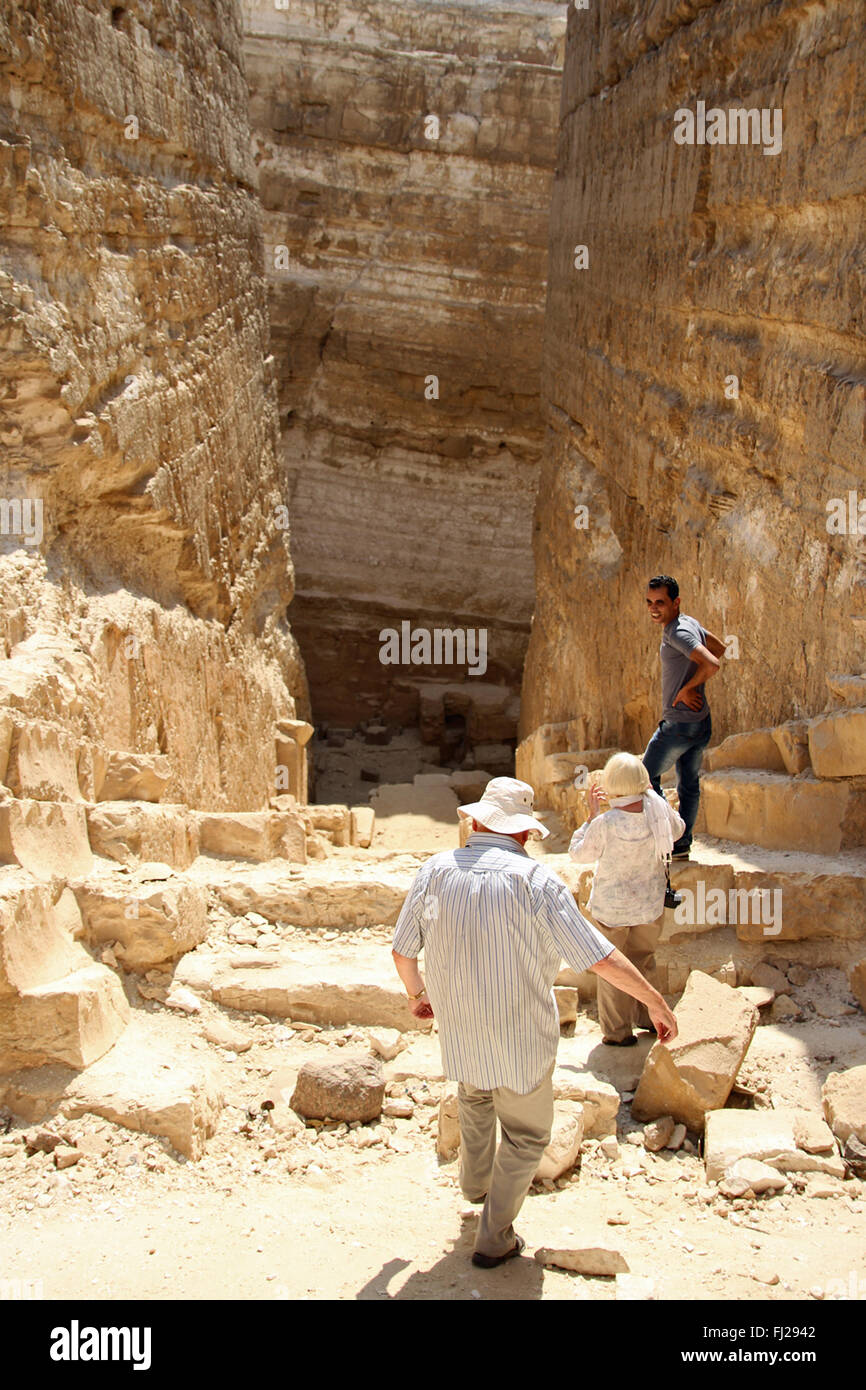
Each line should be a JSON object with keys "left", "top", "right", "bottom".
{"left": 175, "top": 938, "right": 425, "bottom": 1031}
{"left": 291, "top": 1054, "right": 384, "bottom": 1123}
{"left": 74, "top": 871, "right": 208, "bottom": 971}
{"left": 196, "top": 810, "right": 306, "bottom": 863}
{"left": 822, "top": 1066, "right": 866, "bottom": 1145}
{"left": 632, "top": 971, "right": 758, "bottom": 1131}
{"left": 186, "top": 857, "right": 415, "bottom": 928}
{"left": 97, "top": 752, "right": 171, "bottom": 803}
{"left": 0, "top": 799, "right": 93, "bottom": 879}
{"left": 63, "top": 1018, "right": 222, "bottom": 1159}
{"left": 535, "top": 1101, "right": 584, "bottom": 1179}
{"left": 704, "top": 1108, "right": 846, "bottom": 1182}
{"left": 86, "top": 803, "right": 199, "bottom": 869}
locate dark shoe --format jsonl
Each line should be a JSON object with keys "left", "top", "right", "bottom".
{"left": 471, "top": 1235, "right": 525, "bottom": 1269}
{"left": 639, "top": 1025, "right": 657, "bottom": 1035}
{"left": 602, "top": 1035, "right": 637, "bottom": 1047}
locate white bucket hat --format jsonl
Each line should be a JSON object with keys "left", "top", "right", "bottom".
{"left": 457, "top": 776, "right": 550, "bottom": 839}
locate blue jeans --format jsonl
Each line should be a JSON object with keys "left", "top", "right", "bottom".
{"left": 642, "top": 714, "right": 712, "bottom": 852}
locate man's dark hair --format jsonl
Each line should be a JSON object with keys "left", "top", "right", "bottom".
{"left": 648, "top": 574, "right": 679, "bottom": 601}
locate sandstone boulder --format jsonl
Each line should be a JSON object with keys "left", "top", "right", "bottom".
{"left": 554, "top": 985, "right": 578, "bottom": 1024}
{"left": 86, "top": 803, "right": 199, "bottom": 869}
{"left": 0, "top": 873, "right": 128, "bottom": 1070}
{"left": 291, "top": 1054, "right": 385, "bottom": 1123}
{"left": 203, "top": 1018, "right": 252, "bottom": 1053}
{"left": 0, "top": 965, "right": 129, "bottom": 1072}
{"left": 350, "top": 807, "right": 376, "bottom": 848}
{"left": 704, "top": 1109, "right": 846, "bottom": 1182}
{"left": 5, "top": 723, "right": 83, "bottom": 801}
{"left": 64, "top": 1021, "right": 222, "bottom": 1159}
{"left": 535, "top": 1245, "right": 628, "bottom": 1276}
{"left": 771, "top": 721, "right": 811, "bottom": 776}
{"left": 75, "top": 874, "right": 208, "bottom": 972}
{"left": 197, "top": 811, "right": 306, "bottom": 863}
{"left": 631, "top": 971, "right": 758, "bottom": 1130}
{"left": 808, "top": 708, "right": 866, "bottom": 779}
{"left": 535, "top": 1101, "right": 584, "bottom": 1179}
{"left": 849, "top": 961, "right": 866, "bottom": 1014}
{"left": 642, "top": 1115, "right": 675, "bottom": 1151}
{"left": 822, "top": 1066, "right": 866, "bottom": 1145}
{"left": 0, "top": 713, "right": 13, "bottom": 786}
{"left": 750, "top": 962, "right": 788, "bottom": 993}
{"left": 98, "top": 753, "right": 171, "bottom": 803}
{"left": 726, "top": 1157, "right": 789, "bottom": 1193}
{"left": 551, "top": 1067, "right": 619, "bottom": 1137}
{"left": 0, "top": 800, "right": 93, "bottom": 879}
{"left": 437, "top": 1081, "right": 460, "bottom": 1158}
{"left": 703, "top": 730, "right": 786, "bottom": 773}
{"left": 368, "top": 1027, "right": 407, "bottom": 1061}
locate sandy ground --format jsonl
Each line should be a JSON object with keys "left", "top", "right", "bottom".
{"left": 1, "top": 809, "right": 864, "bottom": 1304}
{"left": 1, "top": 997, "right": 864, "bottom": 1303}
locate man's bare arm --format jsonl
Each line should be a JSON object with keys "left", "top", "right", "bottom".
{"left": 392, "top": 950, "right": 434, "bottom": 1019}
{"left": 702, "top": 629, "right": 726, "bottom": 660}
{"left": 590, "top": 949, "right": 677, "bottom": 1043}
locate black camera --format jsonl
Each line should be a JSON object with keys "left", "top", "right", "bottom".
{"left": 664, "top": 885, "right": 683, "bottom": 910}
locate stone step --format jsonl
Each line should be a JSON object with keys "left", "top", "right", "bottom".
{"left": 0, "top": 1012, "right": 221, "bottom": 1159}
{"left": 185, "top": 854, "right": 419, "bottom": 929}
{"left": 174, "top": 937, "right": 428, "bottom": 1033}
{"left": 0, "top": 869, "right": 128, "bottom": 1069}
{"left": 664, "top": 837, "right": 866, "bottom": 944}
{"left": 700, "top": 768, "right": 866, "bottom": 854}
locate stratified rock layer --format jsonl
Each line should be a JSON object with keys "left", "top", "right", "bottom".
{"left": 0, "top": 0, "right": 306, "bottom": 813}
{"left": 244, "top": 0, "right": 569, "bottom": 746}
{"left": 0, "top": 0, "right": 308, "bottom": 1076}
{"left": 522, "top": 0, "right": 866, "bottom": 752}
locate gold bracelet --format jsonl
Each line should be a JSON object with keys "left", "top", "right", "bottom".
{"left": 407, "top": 987, "right": 426, "bottom": 1000}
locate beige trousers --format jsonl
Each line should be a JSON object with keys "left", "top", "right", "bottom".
{"left": 591, "top": 913, "right": 664, "bottom": 1042}
{"left": 458, "top": 1064, "right": 554, "bottom": 1259}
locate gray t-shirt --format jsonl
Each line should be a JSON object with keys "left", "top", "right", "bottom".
{"left": 661, "top": 614, "right": 709, "bottom": 723}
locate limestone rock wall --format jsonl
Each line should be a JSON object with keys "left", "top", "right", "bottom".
{"left": 522, "top": 0, "right": 866, "bottom": 754}
{"left": 0, "top": 0, "right": 307, "bottom": 812}
{"left": 243, "top": 0, "right": 569, "bottom": 747}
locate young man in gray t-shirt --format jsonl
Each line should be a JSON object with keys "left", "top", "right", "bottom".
{"left": 642, "top": 575, "right": 725, "bottom": 858}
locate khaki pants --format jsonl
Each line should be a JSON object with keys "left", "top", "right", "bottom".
{"left": 458, "top": 1065, "right": 554, "bottom": 1259}
{"left": 591, "top": 913, "right": 664, "bottom": 1042}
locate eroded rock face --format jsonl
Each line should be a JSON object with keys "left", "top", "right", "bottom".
{"left": 521, "top": 1, "right": 866, "bottom": 751}
{"left": 243, "top": 0, "right": 569, "bottom": 749}
{"left": 0, "top": 0, "right": 307, "bottom": 813}
{"left": 0, "top": 0, "right": 309, "bottom": 1079}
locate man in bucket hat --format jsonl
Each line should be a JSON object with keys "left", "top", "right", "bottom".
{"left": 392, "top": 776, "right": 677, "bottom": 1269}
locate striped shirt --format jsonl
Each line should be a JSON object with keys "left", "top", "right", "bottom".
{"left": 392, "top": 831, "right": 613, "bottom": 1094}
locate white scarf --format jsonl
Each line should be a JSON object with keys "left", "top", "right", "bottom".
{"left": 607, "top": 789, "right": 675, "bottom": 862}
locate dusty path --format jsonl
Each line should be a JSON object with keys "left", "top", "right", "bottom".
{"left": 2, "top": 1003, "right": 864, "bottom": 1302}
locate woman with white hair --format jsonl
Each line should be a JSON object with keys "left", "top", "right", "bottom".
{"left": 568, "top": 752, "right": 684, "bottom": 1046}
